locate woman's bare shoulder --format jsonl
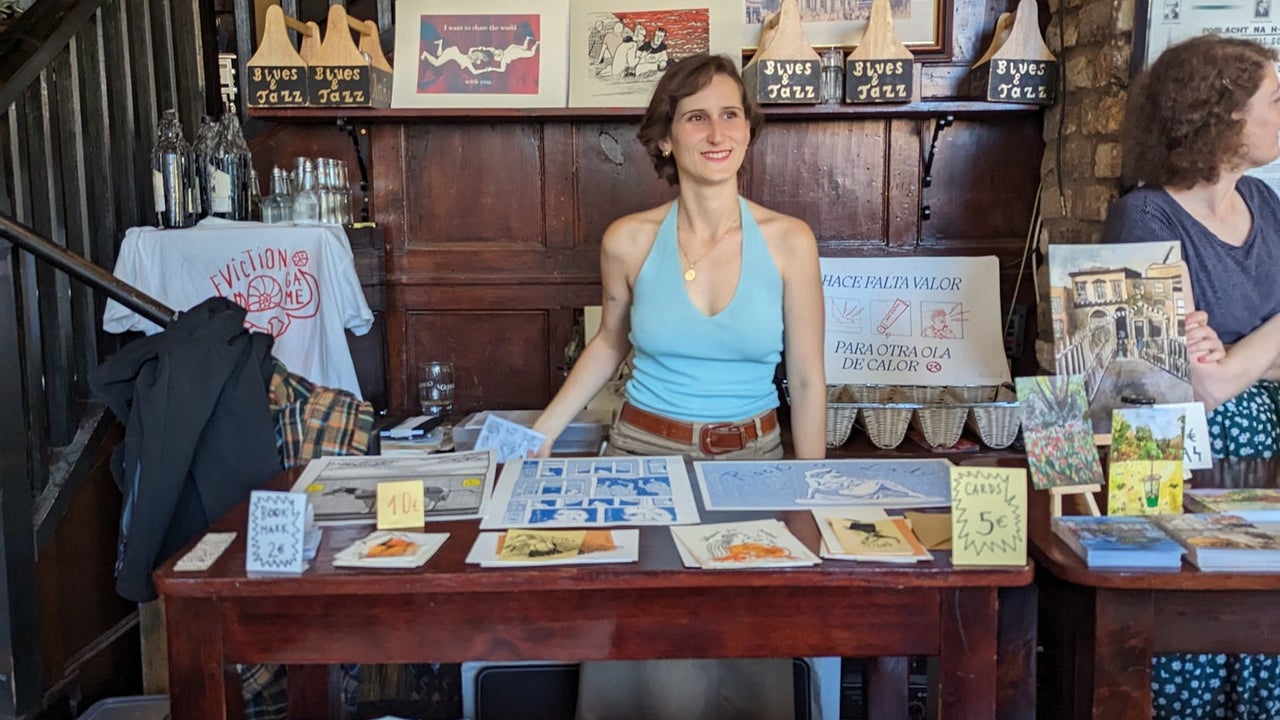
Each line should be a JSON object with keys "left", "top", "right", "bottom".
{"left": 602, "top": 201, "right": 673, "bottom": 257}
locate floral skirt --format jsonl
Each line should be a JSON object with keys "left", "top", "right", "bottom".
{"left": 1153, "top": 381, "right": 1280, "bottom": 720}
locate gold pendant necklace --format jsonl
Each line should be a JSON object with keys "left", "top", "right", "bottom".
{"left": 677, "top": 220, "right": 739, "bottom": 283}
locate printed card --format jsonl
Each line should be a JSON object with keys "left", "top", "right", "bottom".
{"left": 246, "top": 491, "right": 311, "bottom": 574}
{"left": 475, "top": 413, "right": 546, "bottom": 463}
{"left": 949, "top": 466, "right": 1027, "bottom": 566}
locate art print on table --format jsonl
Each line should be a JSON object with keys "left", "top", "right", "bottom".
{"left": 1048, "top": 242, "right": 1191, "bottom": 436}
{"left": 391, "top": 0, "right": 569, "bottom": 108}
{"left": 695, "top": 458, "right": 952, "bottom": 511}
{"left": 1015, "top": 375, "right": 1106, "bottom": 490}
{"left": 819, "top": 256, "right": 1010, "bottom": 387}
{"left": 291, "top": 451, "right": 497, "bottom": 524}
{"left": 742, "top": 0, "right": 946, "bottom": 52}
{"left": 474, "top": 413, "right": 546, "bottom": 463}
{"left": 481, "top": 456, "right": 700, "bottom": 529}
{"left": 568, "top": 0, "right": 741, "bottom": 107}
{"left": 1107, "top": 406, "right": 1186, "bottom": 516}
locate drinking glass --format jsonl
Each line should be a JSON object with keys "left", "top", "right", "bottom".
{"left": 418, "top": 361, "right": 455, "bottom": 422}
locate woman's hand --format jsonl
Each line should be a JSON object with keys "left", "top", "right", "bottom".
{"left": 1185, "top": 310, "right": 1226, "bottom": 364}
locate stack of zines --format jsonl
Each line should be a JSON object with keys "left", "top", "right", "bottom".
{"left": 1183, "top": 488, "right": 1280, "bottom": 523}
{"left": 1151, "top": 514, "right": 1280, "bottom": 572}
{"left": 670, "top": 519, "right": 820, "bottom": 569}
{"left": 1051, "top": 516, "right": 1184, "bottom": 569}
{"left": 332, "top": 530, "right": 450, "bottom": 570}
{"left": 811, "top": 507, "right": 933, "bottom": 563}
{"left": 465, "top": 528, "right": 639, "bottom": 567}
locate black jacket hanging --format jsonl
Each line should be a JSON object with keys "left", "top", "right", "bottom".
{"left": 91, "top": 296, "right": 282, "bottom": 602}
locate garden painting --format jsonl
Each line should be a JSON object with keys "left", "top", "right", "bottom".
{"left": 1106, "top": 406, "right": 1185, "bottom": 516}
{"left": 1015, "top": 375, "right": 1105, "bottom": 490}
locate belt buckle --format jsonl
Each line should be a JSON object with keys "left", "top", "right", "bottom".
{"left": 700, "top": 422, "right": 746, "bottom": 455}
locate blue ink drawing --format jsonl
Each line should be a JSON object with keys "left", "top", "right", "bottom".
{"left": 696, "top": 459, "right": 953, "bottom": 511}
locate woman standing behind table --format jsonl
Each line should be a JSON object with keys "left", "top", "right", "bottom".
{"left": 532, "top": 54, "right": 826, "bottom": 720}
{"left": 1100, "top": 34, "right": 1280, "bottom": 719}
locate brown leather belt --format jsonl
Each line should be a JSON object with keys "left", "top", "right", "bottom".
{"left": 618, "top": 402, "right": 778, "bottom": 455}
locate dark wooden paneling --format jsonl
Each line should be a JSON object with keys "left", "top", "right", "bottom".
{"left": 574, "top": 122, "right": 677, "bottom": 248}
{"left": 125, "top": 0, "right": 159, "bottom": 221}
{"left": 746, "top": 120, "right": 888, "bottom": 244}
{"left": 101, "top": 0, "right": 144, "bottom": 230}
{"left": 405, "top": 309, "right": 554, "bottom": 415}
{"left": 924, "top": 117, "right": 1044, "bottom": 241}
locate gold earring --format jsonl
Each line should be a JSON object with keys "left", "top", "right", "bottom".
{"left": 661, "top": 149, "right": 671, "bottom": 158}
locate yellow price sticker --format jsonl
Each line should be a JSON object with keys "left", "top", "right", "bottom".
{"left": 949, "top": 466, "right": 1027, "bottom": 566}
{"left": 305, "top": 483, "right": 324, "bottom": 493}
{"left": 376, "top": 480, "right": 425, "bottom": 530}
{"left": 462, "top": 477, "right": 482, "bottom": 488}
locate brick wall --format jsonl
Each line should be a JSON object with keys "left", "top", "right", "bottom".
{"left": 1034, "top": 0, "right": 1135, "bottom": 369}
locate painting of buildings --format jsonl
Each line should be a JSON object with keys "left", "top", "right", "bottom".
{"left": 1048, "top": 242, "right": 1192, "bottom": 435}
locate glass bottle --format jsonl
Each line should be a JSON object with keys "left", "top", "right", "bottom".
{"left": 261, "top": 167, "right": 294, "bottom": 223}
{"left": 292, "top": 159, "right": 320, "bottom": 225}
{"left": 192, "top": 115, "right": 218, "bottom": 220}
{"left": 151, "top": 109, "right": 195, "bottom": 228}
{"left": 214, "top": 107, "right": 254, "bottom": 220}
{"left": 246, "top": 168, "right": 261, "bottom": 221}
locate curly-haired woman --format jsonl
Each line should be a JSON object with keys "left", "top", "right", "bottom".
{"left": 1101, "top": 34, "right": 1280, "bottom": 719}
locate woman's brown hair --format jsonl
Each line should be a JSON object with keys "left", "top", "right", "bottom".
{"left": 637, "top": 54, "right": 764, "bottom": 186}
{"left": 1123, "top": 35, "right": 1277, "bottom": 188}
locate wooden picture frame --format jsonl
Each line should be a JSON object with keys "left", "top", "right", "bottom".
{"left": 568, "top": 0, "right": 742, "bottom": 108}
{"left": 391, "top": 0, "right": 570, "bottom": 108}
{"left": 743, "top": 0, "right": 947, "bottom": 54}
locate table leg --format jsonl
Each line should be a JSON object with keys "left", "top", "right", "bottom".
{"left": 939, "top": 587, "right": 998, "bottom": 720}
{"left": 866, "top": 657, "right": 909, "bottom": 719}
{"left": 997, "top": 584, "right": 1037, "bottom": 720}
{"left": 166, "top": 596, "right": 236, "bottom": 720}
{"left": 287, "top": 664, "right": 340, "bottom": 720}
{"left": 1092, "top": 589, "right": 1154, "bottom": 720}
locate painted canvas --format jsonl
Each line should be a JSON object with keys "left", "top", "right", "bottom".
{"left": 569, "top": 0, "right": 741, "bottom": 107}
{"left": 391, "top": 0, "right": 569, "bottom": 108}
{"left": 1048, "top": 242, "right": 1192, "bottom": 436}
{"left": 1107, "top": 406, "right": 1186, "bottom": 516}
{"left": 1015, "top": 375, "right": 1105, "bottom": 490}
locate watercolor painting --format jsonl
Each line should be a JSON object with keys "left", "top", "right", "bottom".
{"left": 1107, "top": 406, "right": 1185, "bottom": 516}
{"left": 1015, "top": 375, "right": 1106, "bottom": 490}
{"left": 1048, "top": 242, "right": 1192, "bottom": 435}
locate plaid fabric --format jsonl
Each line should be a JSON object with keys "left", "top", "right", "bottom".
{"left": 240, "top": 663, "right": 287, "bottom": 720}
{"left": 269, "top": 358, "right": 375, "bottom": 469}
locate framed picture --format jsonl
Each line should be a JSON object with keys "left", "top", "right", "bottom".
{"left": 743, "top": 0, "right": 947, "bottom": 54}
{"left": 391, "top": 0, "right": 570, "bottom": 108}
{"left": 568, "top": 0, "right": 742, "bottom": 108}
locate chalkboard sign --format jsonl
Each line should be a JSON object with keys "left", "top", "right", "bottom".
{"left": 746, "top": 58, "right": 821, "bottom": 104}
{"left": 247, "top": 66, "right": 308, "bottom": 107}
{"left": 307, "top": 65, "right": 392, "bottom": 108}
{"left": 845, "top": 58, "right": 913, "bottom": 103}
{"left": 983, "top": 58, "right": 1056, "bottom": 104}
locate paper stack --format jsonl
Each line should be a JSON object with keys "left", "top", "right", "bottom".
{"left": 465, "top": 528, "right": 640, "bottom": 568}
{"left": 670, "top": 519, "right": 820, "bottom": 569}
{"left": 811, "top": 507, "right": 933, "bottom": 563}
{"left": 332, "top": 530, "right": 450, "bottom": 569}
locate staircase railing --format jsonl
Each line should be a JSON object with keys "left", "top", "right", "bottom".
{"left": 0, "top": 0, "right": 213, "bottom": 715}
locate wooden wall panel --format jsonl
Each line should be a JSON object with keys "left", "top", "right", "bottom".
{"left": 406, "top": 309, "right": 552, "bottom": 415}
{"left": 923, "top": 118, "right": 1044, "bottom": 241}
{"left": 402, "top": 123, "right": 546, "bottom": 248}
{"left": 575, "top": 122, "right": 678, "bottom": 248}
{"left": 744, "top": 120, "right": 887, "bottom": 244}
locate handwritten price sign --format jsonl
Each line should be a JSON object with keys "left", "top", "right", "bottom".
{"left": 949, "top": 467, "right": 1027, "bottom": 566}
{"left": 376, "top": 480, "right": 425, "bottom": 530}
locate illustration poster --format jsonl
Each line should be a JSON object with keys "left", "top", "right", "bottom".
{"left": 819, "top": 256, "right": 1010, "bottom": 386}
{"left": 1048, "top": 242, "right": 1191, "bottom": 435}
{"left": 695, "top": 458, "right": 953, "bottom": 511}
{"left": 392, "top": 0, "right": 569, "bottom": 108}
{"left": 568, "top": 0, "right": 741, "bottom": 107}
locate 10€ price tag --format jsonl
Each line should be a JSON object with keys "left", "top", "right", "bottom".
{"left": 949, "top": 467, "right": 1027, "bottom": 566}
{"left": 376, "top": 480, "right": 425, "bottom": 530}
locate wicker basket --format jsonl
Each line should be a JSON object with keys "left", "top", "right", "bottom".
{"left": 912, "top": 405, "right": 968, "bottom": 447}
{"left": 966, "top": 384, "right": 1021, "bottom": 449}
{"left": 846, "top": 384, "right": 894, "bottom": 403}
{"left": 825, "top": 386, "right": 856, "bottom": 448}
{"left": 897, "top": 385, "right": 945, "bottom": 404}
{"left": 860, "top": 406, "right": 913, "bottom": 449}
{"left": 944, "top": 385, "right": 999, "bottom": 403}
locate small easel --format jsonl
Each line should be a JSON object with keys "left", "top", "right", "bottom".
{"left": 1049, "top": 484, "right": 1102, "bottom": 517}
{"left": 845, "top": 0, "right": 914, "bottom": 104}
{"left": 742, "top": 0, "right": 822, "bottom": 104}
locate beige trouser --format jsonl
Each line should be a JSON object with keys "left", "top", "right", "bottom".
{"left": 578, "top": 407, "right": 795, "bottom": 720}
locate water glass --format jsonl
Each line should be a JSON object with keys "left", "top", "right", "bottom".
{"left": 418, "top": 361, "right": 455, "bottom": 421}
{"left": 821, "top": 47, "right": 845, "bottom": 104}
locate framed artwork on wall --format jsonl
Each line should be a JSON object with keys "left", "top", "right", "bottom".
{"left": 391, "top": 0, "right": 570, "bottom": 108}
{"left": 1132, "top": 0, "right": 1280, "bottom": 74}
{"left": 568, "top": 0, "right": 742, "bottom": 108}
{"left": 742, "top": 0, "right": 947, "bottom": 53}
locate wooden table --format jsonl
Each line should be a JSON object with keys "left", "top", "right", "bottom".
{"left": 1031, "top": 457, "right": 1280, "bottom": 720}
{"left": 156, "top": 467, "right": 1034, "bottom": 720}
